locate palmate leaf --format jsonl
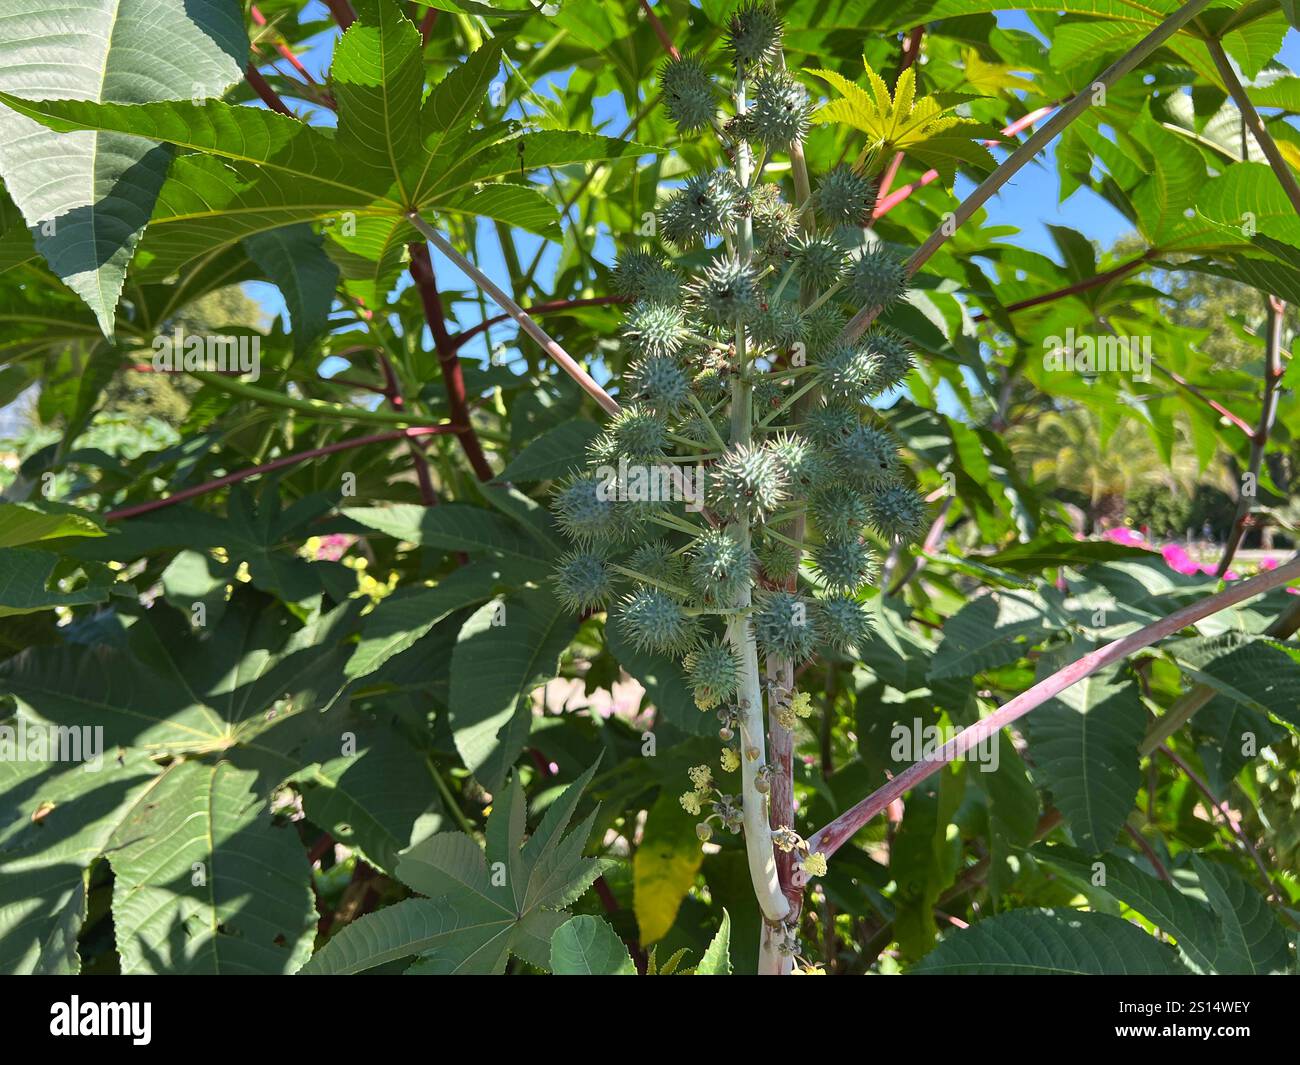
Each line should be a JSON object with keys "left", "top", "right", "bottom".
{"left": 807, "top": 61, "right": 992, "bottom": 182}
{"left": 107, "top": 760, "right": 316, "bottom": 974}
{"left": 301, "top": 761, "right": 612, "bottom": 974}
{"left": 0, "top": 7, "right": 657, "bottom": 295}
{"left": 0, "top": 0, "right": 246, "bottom": 334}
{"left": 1023, "top": 660, "right": 1146, "bottom": 854}
{"left": 0, "top": 501, "right": 104, "bottom": 549}
{"left": 550, "top": 915, "right": 636, "bottom": 975}
{"left": 910, "top": 908, "right": 1187, "bottom": 974}
{"left": 1034, "top": 844, "right": 1291, "bottom": 974}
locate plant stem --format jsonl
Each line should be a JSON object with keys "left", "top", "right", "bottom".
{"left": 806, "top": 553, "right": 1300, "bottom": 860}
{"left": 408, "top": 211, "right": 621, "bottom": 417}
{"left": 189, "top": 370, "right": 441, "bottom": 428}
{"left": 104, "top": 427, "right": 455, "bottom": 522}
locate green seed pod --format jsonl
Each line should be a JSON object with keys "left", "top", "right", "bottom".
{"left": 814, "top": 164, "right": 877, "bottom": 227}
{"left": 764, "top": 431, "right": 820, "bottom": 490}
{"left": 553, "top": 550, "right": 616, "bottom": 612}
{"left": 751, "top": 184, "right": 798, "bottom": 259}
{"left": 553, "top": 472, "right": 625, "bottom": 543}
{"left": 707, "top": 442, "right": 789, "bottom": 522}
{"left": 693, "top": 366, "right": 730, "bottom": 403}
{"left": 613, "top": 247, "right": 680, "bottom": 303}
{"left": 816, "top": 593, "right": 873, "bottom": 650}
{"left": 812, "top": 536, "right": 876, "bottom": 592}
{"left": 862, "top": 328, "right": 914, "bottom": 395}
{"left": 726, "top": 1, "right": 782, "bottom": 66}
{"left": 660, "top": 54, "right": 717, "bottom": 134}
{"left": 626, "top": 356, "right": 691, "bottom": 415}
{"left": 608, "top": 404, "right": 669, "bottom": 462}
{"left": 627, "top": 539, "right": 685, "bottom": 586}
{"left": 798, "top": 304, "right": 848, "bottom": 355}
{"left": 804, "top": 402, "right": 860, "bottom": 448}
{"left": 661, "top": 169, "right": 743, "bottom": 246}
{"left": 866, "top": 481, "right": 928, "bottom": 543}
{"left": 690, "top": 529, "right": 756, "bottom": 603}
{"left": 689, "top": 256, "right": 761, "bottom": 326}
{"left": 752, "top": 373, "right": 786, "bottom": 415}
{"left": 742, "top": 68, "right": 810, "bottom": 147}
{"left": 622, "top": 299, "right": 688, "bottom": 359}
{"left": 847, "top": 247, "right": 909, "bottom": 310}
{"left": 683, "top": 638, "right": 742, "bottom": 707}
{"left": 617, "top": 586, "right": 701, "bottom": 653}
{"left": 749, "top": 300, "right": 802, "bottom": 350}
{"left": 816, "top": 341, "right": 875, "bottom": 403}
{"left": 809, "top": 482, "right": 870, "bottom": 539}
{"left": 755, "top": 533, "right": 798, "bottom": 582}
{"left": 792, "top": 235, "right": 847, "bottom": 292}
{"left": 832, "top": 424, "right": 901, "bottom": 487}
{"left": 753, "top": 589, "right": 817, "bottom": 661}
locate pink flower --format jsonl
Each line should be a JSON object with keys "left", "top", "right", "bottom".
{"left": 314, "top": 533, "right": 352, "bottom": 561}
{"left": 1161, "top": 543, "right": 1201, "bottom": 575}
{"left": 1102, "top": 527, "right": 1147, "bottom": 547}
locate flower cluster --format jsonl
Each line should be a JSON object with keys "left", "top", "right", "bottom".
{"left": 552, "top": 1, "right": 928, "bottom": 860}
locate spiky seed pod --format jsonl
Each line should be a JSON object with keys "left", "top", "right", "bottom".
{"left": 816, "top": 593, "right": 873, "bottom": 650}
{"left": 608, "top": 404, "right": 669, "bottom": 462}
{"left": 799, "top": 304, "right": 848, "bottom": 355}
{"left": 756, "top": 533, "right": 799, "bottom": 582}
{"left": 553, "top": 472, "right": 624, "bottom": 543}
{"left": 622, "top": 299, "right": 688, "bottom": 359}
{"left": 866, "top": 482, "right": 928, "bottom": 543}
{"left": 689, "top": 256, "right": 761, "bottom": 327}
{"left": 661, "top": 169, "right": 743, "bottom": 246}
{"left": 626, "top": 356, "right": 691, "bottom": 415}
{"left": 613, "top": 248, "right": 679, "bottom": 301}
{"left": 847, "top": 247, "right": 909, "bottom": 310}
{"left": 816, "top": 341, "right": 875, "bottom": 403}
{"left": 809, "top": 482, "right": 871, "bottom": 539}
{"left": 749, "top": 301, "right": 802, "bottom": 350}
{"left": 804, "top": 402, "right": 860, "bottom": 448}
{"left": 708, "top": 442, "right": 788, "bottom": 522}
{"left": 726, "top": 1, "right": 782, "bottom": 66}
{"left": 660, "top": 55, "right": 716, "bottom": 133}
{"left": 814, "top": 164, "right": 878, "bottom": 227}
{"left": 751, "top": 184, "right": 798, "bottom": 258}
{"left": 765, "top": 431, "right": 820, "bottom": 490}
{"left": 833, "top": 424, "right": 901, "bottom": 487}
{"left": 617, "top": 587, "right": 701, "bottom": 654}
{"left": 553, "top": 550, "right": 616, "bottom": 612}
{"left": 812, "top": 536, "right": 876, "bottom": 592}
{"left": 742, "top": 69, "right": 810, "bottom": 147}
{"left": 752, "top": 374, "right": 785, "bottom": 414}
{"left": 683, "top": 638, "right": 743, "bottom": 709}
{"left": 754, "top": 589, "right": 817, "bottom": 661}
{"left": 677, "top": 411, "right": 725, "bottom": 447}
{"left": 862, "top": 328, "right": 915, "bottom": 395}
{"left": 690, "top": 529, "right": 756, "bottom": 603}
{"left": 627, "top": 539, "right": 685, "bottom": 586}
{"left": 693, "top": 367, "right": 730, "bottom": 403}
{"left": 792, "top": 235, "right": 847, "bottom": 292}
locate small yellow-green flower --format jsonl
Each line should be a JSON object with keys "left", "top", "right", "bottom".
{"left": 791, "top": 964, "right": 826, "bottom": 975}
{"left": 720, "top": 748, "right": 741, "bottom": 773}
{"left": 791, "top": 691, "right": 813, "bottom": 718}
{"left": 688, "top": 764, "right": 712, "bottom": 790}
{"left": 802, "top": 851, "right": 828, "bottom": 877}
{"left": 680, "top": 791, "right": 703, "bottom": 816}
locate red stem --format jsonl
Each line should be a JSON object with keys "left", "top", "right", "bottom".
{"left": 408, "top": 242, "right": 496, "bottom": 482}
{"left": 970, "top": 251, "right": 1151, "bottom": 323}
{"left": 244, "top": 64, "right": 294, "bottom": 116}
{"left": 250, "top": 5, "right": 320, "bottom": 86}
{"left": 104, "top": 427, "right": 455, "bottom": 522}
{"left": 324, "top": 0, "right": 356, "bottom": 30}
{"left": 639, "top": 0, "right": 681, "bottom": 61}
{"left": 807, "top": 555, "right": 1300, "bottom": 859}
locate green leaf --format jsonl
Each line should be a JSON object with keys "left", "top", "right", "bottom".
{"left": 1168, "top": 632, "right": 1300, "bottom": 731}
{"left": 1023, "top": 663, "right": 1146, "bottom": 854}
{"left": 108, "top": 760, "right": 316, "bottom": 974}
{"left": 302, "top": 761, "right": 610, "bottom": 974}
{"left": 0, "top": 502, "right": 103, "bottom": 549}
{"left": 343, "top": 503, "right": 546, "bottom": 564}
{"left": 499, "top": 420, "right": 601, "bottom": 483}
{"left": 0, "top": 0, "right": 245, "bottom": 332}
{"left": 550, "top": 915, "right": 636, "bottom": 975}
{"left": 695, "top": 909, "right": 732, "bottom": 975}
{"left": 243, "top": 224, "right": 340, "bottom": 355}
{"left": 633, "top": 790, "right": 705, "bottom": 945}
{"left": 928, "top": 592, "right": 1048, "bottom": 679}
{"left": 0, "top": 550, "right": 114, "bottom": 617}
{"left": 910, "top": 908, "right": 1187, "bottom": 974}
{"left": 448, "top": 587, "right": 579, "bottom": 791}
